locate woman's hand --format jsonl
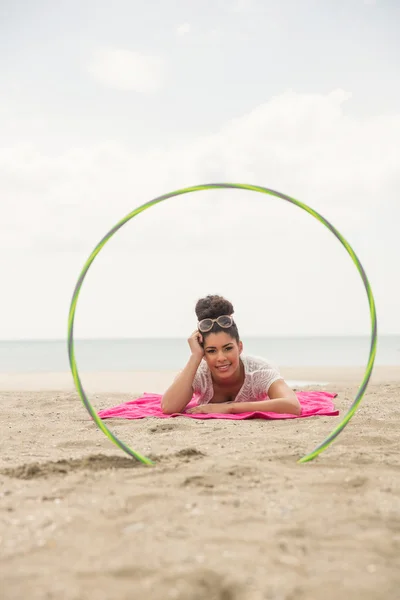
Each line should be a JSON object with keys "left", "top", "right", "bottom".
{"left": 188, "top": 330, "right": 205, "bottom": 360}
{"left": 186, "top": 403, "right": 232, "bottom": 414}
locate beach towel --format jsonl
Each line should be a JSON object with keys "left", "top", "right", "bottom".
{"left": 97, "top": 391, "right": 338, "bottom": 421}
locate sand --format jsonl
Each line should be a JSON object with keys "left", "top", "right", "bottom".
{"left": 0, "top": 365, "right": 399, "bottom": 393}
{"left": 1, "top": 368, "right": 399, "bottom": 600}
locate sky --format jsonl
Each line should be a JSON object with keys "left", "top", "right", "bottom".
{"left": 1, "top": 0, "right": 399, "bottom": 340}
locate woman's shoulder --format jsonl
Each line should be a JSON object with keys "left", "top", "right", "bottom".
{"left": 196, "top": 358, "right": 209, "bottom": 374}
{"left": 192, "top": 358, "right": 213, "bottom": 401}
{"left": 193, "top": 358, "right": 211, "bottom": 384}
{"left": 242, "top": 354, "right": 280, "bottom": 373}
{"left": 241, "top": 354, "right": 283, "bottom": 398}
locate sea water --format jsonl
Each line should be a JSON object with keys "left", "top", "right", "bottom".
{"left": 0, "top": 336, "right": 398, "bottom": 373}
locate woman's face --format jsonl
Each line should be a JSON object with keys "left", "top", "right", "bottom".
{"left": 203, "top": 331, "right": 243, "bottom": 380}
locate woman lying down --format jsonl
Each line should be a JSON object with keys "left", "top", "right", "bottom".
{"left": 161, "top": 295, "right": 301, "bottom": 416}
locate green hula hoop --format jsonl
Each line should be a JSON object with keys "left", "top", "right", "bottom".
{"left": 67, "top": 183, "right": 377, "bottom": 465}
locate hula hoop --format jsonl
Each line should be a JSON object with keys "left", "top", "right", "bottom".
{"left": 67, "top": 183, "right": 377, "bottom": 465}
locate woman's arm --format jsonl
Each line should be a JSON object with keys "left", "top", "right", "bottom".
{"left": 161, "top": 330, "right": 205, "bottom": 414}
{"left": 161, "top": 355, "right": 202, "bottom": 414}
{"left": 231, "top": 379, "right": 301, "bottom": 415}
{"left": 186, "top": 379, "right": 301, "bottom": 416}
{"left": 229, "top": 398, "right": 300, "bottom": 416}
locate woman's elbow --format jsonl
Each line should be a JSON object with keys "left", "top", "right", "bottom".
{"left": 290, "top": 398, "right": 302, "bottom": 416}
{"left": 161, "top": 397, "right": 174, "bottom": 415}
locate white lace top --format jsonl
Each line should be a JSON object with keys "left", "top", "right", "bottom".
{"left": 192, "top": 355, "right": 283, "bottom": 405}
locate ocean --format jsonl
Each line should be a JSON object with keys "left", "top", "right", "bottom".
{"left": 0, "top": 336, "right": 399, "bottom": 373}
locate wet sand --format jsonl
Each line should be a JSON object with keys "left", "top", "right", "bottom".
{"left": 0, "top": 369, "right": 399, "bottom": 599}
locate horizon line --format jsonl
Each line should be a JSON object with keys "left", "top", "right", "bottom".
{"left": 0, "top": 334, "right": 398, "bottom": 343}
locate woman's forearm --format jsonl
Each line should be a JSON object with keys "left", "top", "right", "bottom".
{"left": 161, "top": 355, "right": 202, "bottom": 414}
{"left": 229, "top": 397, "right": 301, "bottom": 416}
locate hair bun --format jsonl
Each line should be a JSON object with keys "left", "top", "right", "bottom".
{"left": 195, "top": 295, "right": 234, "bottom": 321}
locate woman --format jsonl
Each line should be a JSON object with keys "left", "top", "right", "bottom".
{"left": 161, "top": 295, "right": 301, "bottom": 416}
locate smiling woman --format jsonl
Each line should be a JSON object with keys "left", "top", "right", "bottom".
{"left": 160, "top": 294, "right": 301, "bottom": 416}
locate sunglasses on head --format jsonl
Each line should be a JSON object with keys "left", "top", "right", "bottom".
{"left": 197, "top": 315, "right": 234, "bottom": 333}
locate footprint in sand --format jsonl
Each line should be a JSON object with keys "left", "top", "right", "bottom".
{"left": 148, "top": 422, "right": 180, "bottom": 433}
{"left": 154, "top": 448, "right": 207, "bottom": 467}
{"left": 148, "top": 568, "right": 241, "bottom": 600}
{"left": 1, "top": 449, "right": 206, "bottom": 479}
{"left": 182, "top": 475, "right": 216, "bottom": 489}
{"left": 0, "top": 454, "right": 144, "bottom": 480}
{"left": 148, "top": 422, "right": 195, "bottom": 434}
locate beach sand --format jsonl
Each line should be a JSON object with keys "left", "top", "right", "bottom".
{"left": 1, "top": 368, "right": 399, "bottom": 599}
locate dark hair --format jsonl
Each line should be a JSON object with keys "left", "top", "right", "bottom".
{"left": 195, "top": 295, "right": 240, "bottom": 342}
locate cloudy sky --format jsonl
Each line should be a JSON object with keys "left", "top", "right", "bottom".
{"left": 1, "top": 0, "right": 399, "bottom": 340}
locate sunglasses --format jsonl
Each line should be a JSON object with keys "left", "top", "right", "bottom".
{"left": 197, "top": 315, "right": 234, "bottom": 333}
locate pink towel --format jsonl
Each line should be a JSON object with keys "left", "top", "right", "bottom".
{"left": 97, "top": 391, "right": 338, "bottom": 420}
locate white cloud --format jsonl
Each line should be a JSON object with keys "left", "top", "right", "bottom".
{"left": 176, "top": 23, "right": 191, "bottom": 35}
{"left": 87, "top": 47, "right": 165, "bottom": 92}
{"left": 1, "top": 90, "right": 399, "bottom": 338}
